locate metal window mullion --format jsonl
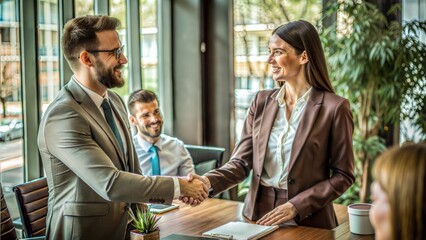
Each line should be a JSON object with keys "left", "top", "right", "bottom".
{"left": 19, "top": 0, "right": 42, "bottom": 180}
{"left": 126, "top": 0, "right": 142, "bottom": 91}
{"left": 94, "top": 0, "right": 109, "bottom": 15}
{"left": 58, "top": 0, "right": 75, "bottom": 87}
{"left": 158, "top": 0, "right": 173, "bottom": 135}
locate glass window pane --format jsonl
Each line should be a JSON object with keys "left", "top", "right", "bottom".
{"left": 75, "top": 0, "right": 94, "bottom": 16}
{"left": 0, "top": 0, "right": 24, "bottom": 222}
{"left": 140, "top": 0, "right": 158, "bottom": 93}
{"left": 109, "top": 0, "right": 129, "bottom": 97}
{"left": 38, "top": 0, "right": 60, "bottom": 115}
{"left": 400, "top": 0, "right": 426, "bottom": 143}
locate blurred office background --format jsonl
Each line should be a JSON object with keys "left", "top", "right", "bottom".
{"left": 0, "top": 0, "right": 425, "bottom": 226}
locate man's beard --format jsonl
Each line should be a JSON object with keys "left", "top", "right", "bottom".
{"left": 140, "top": 121, "right": 163, "bottom": 139}
{"left": 94, "top": 61, "right": 125, "bottom": 89}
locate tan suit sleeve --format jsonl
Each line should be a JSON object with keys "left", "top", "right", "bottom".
{"left": 41, "top": 103, "right": 174, "bottom": 204}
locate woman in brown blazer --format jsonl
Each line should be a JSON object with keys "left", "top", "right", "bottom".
{"left": 189, "top": 20, "right": 355, "bottom": 229}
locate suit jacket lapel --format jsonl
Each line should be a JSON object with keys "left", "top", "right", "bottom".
{"left": 257, "top": 90, "right": 279, "bottom": 172}
{"left": 66, "top": 78, "right": 127, "bottom": 169}
{"left": 109, "top": 95, "right": 131, "bottom": 171}
{"left": 289, "top": 88, "right": 324, "bottom": 171}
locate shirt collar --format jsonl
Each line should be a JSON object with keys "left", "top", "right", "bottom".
{"left": 276, "top": 83, "right": 312, "bottom": 107}
{"left": 276, "top": 84, "right": 286, "bottom": 106}
{"left": 73, "top": 76, "right": 108, "bottom": 109}
{"left": 137, "top": 133, "right": 163, "bottom": 152}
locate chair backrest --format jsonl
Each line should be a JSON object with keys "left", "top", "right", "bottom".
{"left": 13, "top": 178, "right": 48, "bottom": 237}
{"left": 185, "top": 145, "right": 225, "bottom": 175}
{"left": 1, "top": 183, "right": 18, "bottom": 240}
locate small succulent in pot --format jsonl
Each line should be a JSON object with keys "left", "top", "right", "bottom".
{"left": 128, "top": 204, "right": 161, "bottom": 240}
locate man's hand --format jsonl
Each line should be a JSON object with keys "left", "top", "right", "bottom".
{"left": 179, "top": 173, "right": 212, "bottom": 206}
{"left": 187, "top": 173, "right": 211, "bottom": 189}
{"left": 256, "top": 202, "right": 298, "bottom": 226}
{"left": 178, "top": 176, "right": 208, "bottom": 203}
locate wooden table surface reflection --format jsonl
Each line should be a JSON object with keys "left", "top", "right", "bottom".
{"left": 156, "top": 198, "right": 374, "bottom": 240}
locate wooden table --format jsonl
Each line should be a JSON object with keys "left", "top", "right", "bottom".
{"left": 156, "top": 198, "right": 374, "bottom": 239}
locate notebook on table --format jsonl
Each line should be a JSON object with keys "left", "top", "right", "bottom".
{"left": 202, "top": 221, "right": 279, "bottom": 240}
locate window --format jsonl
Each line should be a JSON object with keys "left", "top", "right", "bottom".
{"left": 38, "top": 0, "right": 60, "bottom": 114}
{"left": 109, "top": 0, "right": 129, "bottom": 97}
{"left": 140, "top": 0, "right": 158, "bottom": 93}
{"left": 0, "top": 0, "right": 23, "bottom": 222}
{"left": 75, "top": 0, "right": 94, "bottom": 16}
{"left": 400, "top": 0, "right": 426, "bottom": 143}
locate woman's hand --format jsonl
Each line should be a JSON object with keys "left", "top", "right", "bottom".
{"left": 256, "top": 202, "right": 298, "bottom": 225}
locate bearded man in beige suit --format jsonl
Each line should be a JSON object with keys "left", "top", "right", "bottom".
{"left": 38, "top": 16, "right": 208, "bottom": 240}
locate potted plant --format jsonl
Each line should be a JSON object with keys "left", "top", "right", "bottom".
{"left": 128, "top": 204, "right": 161, "bottom": 240}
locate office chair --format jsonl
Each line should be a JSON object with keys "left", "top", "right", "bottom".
{"left": 185, "top": 144, "right": 225, "bottom": 175}
{"left": 1, "top": 183, "right": 18, "bottom": 240}
{"left": 185, "top": 145, "right": 232, "bottom": 199}
{"left": 13, "top": 178, "right": 48, "bottom": 238}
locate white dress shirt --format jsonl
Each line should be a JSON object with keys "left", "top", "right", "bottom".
{"left": 74, "top": 77, "right": 127, "bottom": 155}
{"left": 260, "top": 84, "right": 312, "bottom": 189}
{"left": 134, "top": 134, "right": 195, "bottom": 176}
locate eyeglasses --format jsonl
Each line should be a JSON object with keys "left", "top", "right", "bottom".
{"left": 86, "top": 45, "right": 124, "bottom": 60}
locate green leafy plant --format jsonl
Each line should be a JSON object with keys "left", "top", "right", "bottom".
{"left": 128, "top": 204, "right": 161, "bottom": 234}
{"left": 322, "top": 0, "right": 426, "bottom": 203}
{"left": 237, "top": 170, "right": 253, "bottom": 202}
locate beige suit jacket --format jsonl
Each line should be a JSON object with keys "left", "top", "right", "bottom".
{"left": 206, "top": 88, "right": 355, "bottom": 229}
{"left": 38, "top": 78, "right": 174, "bottom": 240}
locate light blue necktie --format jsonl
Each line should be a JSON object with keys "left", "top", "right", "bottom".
{"left": 149, "top": 145, "right": 161, "bottom": 175}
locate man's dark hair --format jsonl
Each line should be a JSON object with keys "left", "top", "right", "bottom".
{"left": 62, "top": 15, "right": 120, "bottom": 70}
{"left": 127, "top": 89, "right": 159, "bottom": 116}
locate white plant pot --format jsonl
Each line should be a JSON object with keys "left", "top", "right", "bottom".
{"left": 348, "top": 203, "right": 375, "bottom": 235}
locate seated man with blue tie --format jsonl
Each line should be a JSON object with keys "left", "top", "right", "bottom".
{"left": 128, "top": 89, "right": 196, "bottom": 176}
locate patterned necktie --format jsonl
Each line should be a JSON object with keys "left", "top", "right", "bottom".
{"left": 149, "top": 145, "right": 161, "bottom": 175}
{"left": 101, "top": 99, "right": 124, "bottom": 154}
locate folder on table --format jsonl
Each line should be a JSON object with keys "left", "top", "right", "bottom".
{"left": 202, "top": 221, "right": 278, "bottom": 240}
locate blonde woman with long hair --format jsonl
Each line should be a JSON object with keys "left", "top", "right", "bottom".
{"left": 370, "top": 142, "right": 426, "bottom": 240}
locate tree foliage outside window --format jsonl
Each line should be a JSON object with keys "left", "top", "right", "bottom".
{"left": 0, "top": 62, "right": 19, "bottom": 118}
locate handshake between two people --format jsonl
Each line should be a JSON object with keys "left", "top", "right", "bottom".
{"left": 177, "top": 173, "right": 211, "bottom": 206}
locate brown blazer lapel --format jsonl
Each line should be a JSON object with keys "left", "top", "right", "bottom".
{"left": 257, "top": 90, "right": 279, "bottom": 171}
{"left": 289, "top": 88, "right": 324, "bottom": 171}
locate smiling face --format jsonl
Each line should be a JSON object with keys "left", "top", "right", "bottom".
{"left": 91, "top": 30, "right": 127, "bottom": 89}
{"left": 369, "top": 181, "right": 391, "bottom": 240}
{"left": 267, "top": 34, "right": 307, "bottom": 84}
{"left": 129, "top": 100, "right": 163, "bottom": 143}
